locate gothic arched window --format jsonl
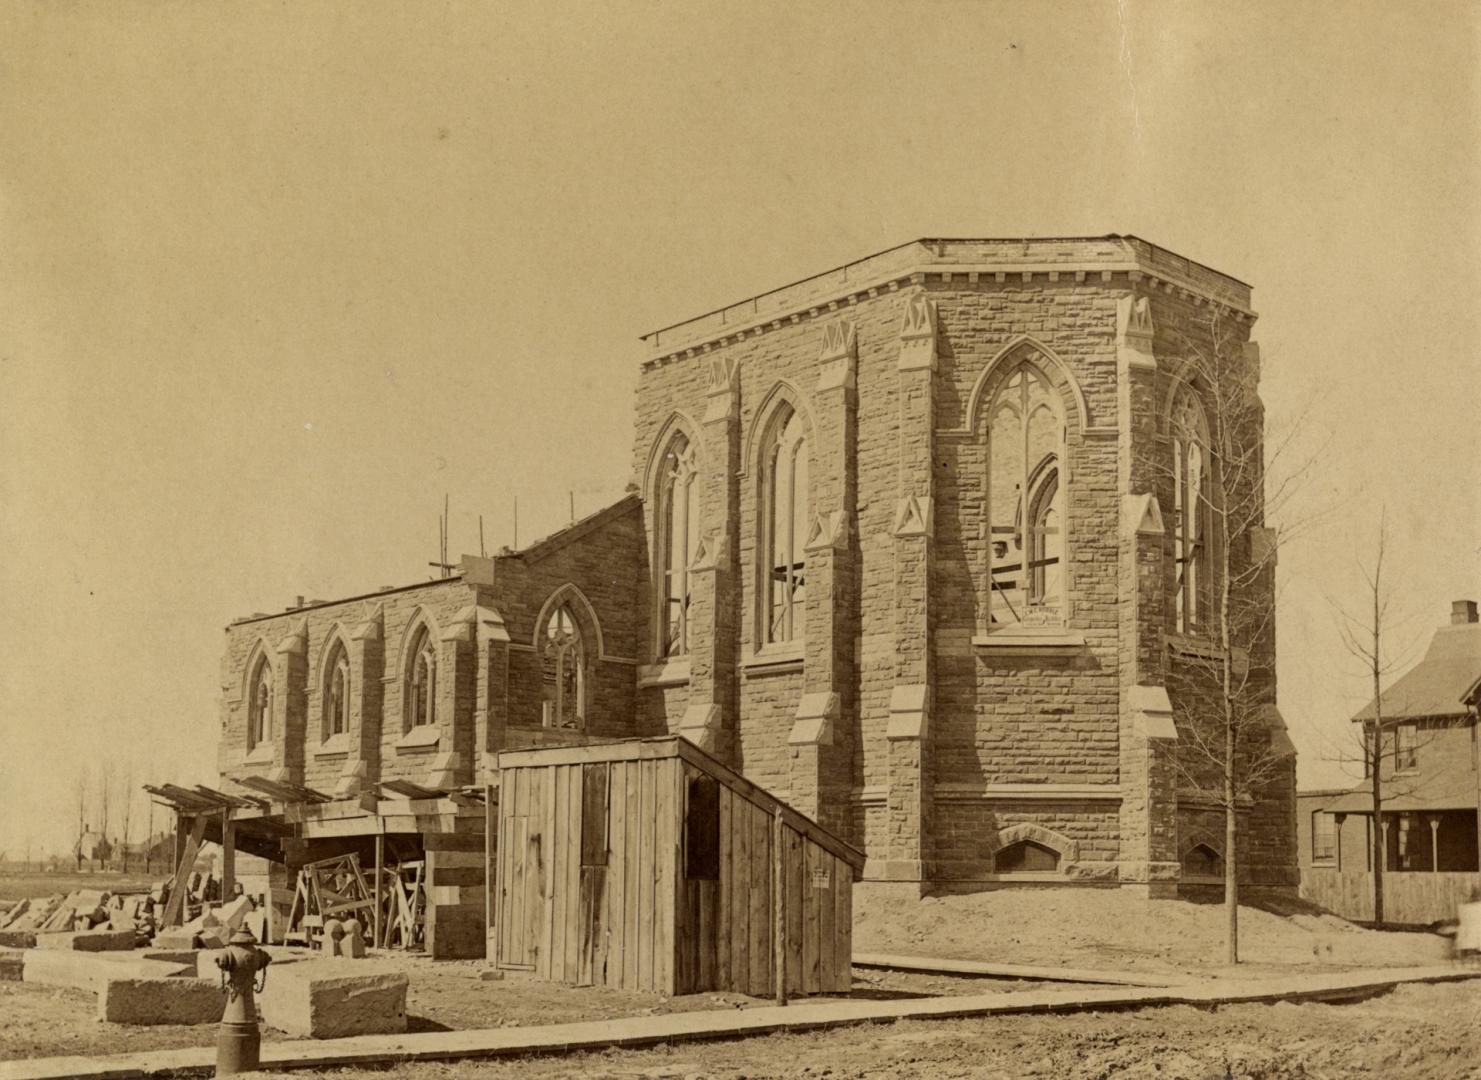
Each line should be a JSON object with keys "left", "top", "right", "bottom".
{"left": 658, "top": 432, "right": 700, "bottom": 658}
{"left": 542, "top": 604, "right": 586, "bottom": 729}
{"left": 763, "top": 402, "right": 809, "bottom": 645}
{"left": 1172, "top": 389, "right": 1213, "bottom": 633}
{"left": 323, "top": 641, "right": 350, "bottom": 740}
{"left": 986, "top": 362, "right": 1066, "bottom": 628}
{"left": 406, "top": 626, "right": 436, "bottom": 732}
{"left": 248, "top": 656, "right": 273, "bottom": 750}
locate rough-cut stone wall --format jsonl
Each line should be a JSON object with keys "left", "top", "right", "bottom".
{"left": 632, "top": 246, "right": 1294, "bottom": 892}
{"left": 221, "top": 580, "right": 477, "bottom": 794}
{"left": 219, "top": 497, "right": 645, "bottom": 796}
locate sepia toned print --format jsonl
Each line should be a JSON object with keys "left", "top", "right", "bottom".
{"left": 1, "top": 3, "right": 1477, "bottom": 1077}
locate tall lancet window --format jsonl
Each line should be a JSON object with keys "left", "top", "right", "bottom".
{"left": 1172, "top": 389, "right": 1213, "bottom": 633}
{"left": 324, "top": 641, "right": 350, "bottom": 739}
{"left": 986, "top": 362, "right": 1066, "bottom": 628}
{"left": 542, "top": 604, "right": 586, "bottom": 729}
{"left": 407, "top": 626, "right": 436, "bottom": 731}
{"left": 248, "top": 657, "right": 273, "bottom": 749}
{"left": 763, "top": 403, "right": 809, "bottom": 644}
{"left": 659, "top": 433, "right": 700, "bottom": 657}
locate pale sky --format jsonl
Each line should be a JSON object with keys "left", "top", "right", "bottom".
{"left": 2, "top": 1, "right": 1477, "bottom": 859}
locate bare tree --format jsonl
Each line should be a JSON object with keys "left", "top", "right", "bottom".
{"left": 96, "top": 764, "right": 113, "bottom": 871}
{"left": 1160, "top": 309, "right": 1315, "bottom": 964}
{"left": 119, "top": 765, "right": 135, "bottom": 873}
{"left": 74, "top": 765, "right": 90, "bottom": 872}
{"left": 1330, "top": 513, "right": 1429, "bottom": 927}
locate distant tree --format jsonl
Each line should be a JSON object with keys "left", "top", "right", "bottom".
{"left": 96, "top": 766, "right": 114, "bottom": 869}
{"left": 74, "top": 766, "right": 90, "bottom": 872}
{"left": 119, "top": 765, "right": 135, "bottom": 873}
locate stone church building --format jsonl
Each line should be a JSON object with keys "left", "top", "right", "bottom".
{"left": 214, "top": 237, "right": 1297, "bottom": 953}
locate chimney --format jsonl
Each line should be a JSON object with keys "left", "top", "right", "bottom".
{"left": 1453, "top": 599, "right": 1478, "bottom": 625}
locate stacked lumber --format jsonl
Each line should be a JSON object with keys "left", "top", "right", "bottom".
{"left": 7, "top": 891, "right": 112, "bottom": 935}
{"left": 0, "top": 898, "right": 33, "bottom": 929}
{"left": 3, "top": 894, "right": 62, "bottom": 931}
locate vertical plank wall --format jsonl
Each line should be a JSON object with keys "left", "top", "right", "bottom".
{"left": 497, "top": 751, "right": 852, "bottom": 997}
{"left": 678, "top": 765, "right": 853, "bottom": 997}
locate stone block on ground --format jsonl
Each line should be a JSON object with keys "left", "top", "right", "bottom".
{"left": 0, "top": 949, "right": 24, "bottom": 981}
{"left": 152, "top": 930, "right": 200, "bottom": 950}
{"left": 0, "top": 930, "right": 37, "bottom": 949}
{"left": 35, "top": 928, "right": 137, "bottom": 952}
{"left": 98, "top": 976, "right": 224, "bottom": 1025}
{"left": 257, "top": 961, "right": 408, "bottom": 1038}
{"left": 23, "top": 949, "right": 192, "bottom": 993}
{"left": 214, "top": 896, "right": 255, "bottom": 931}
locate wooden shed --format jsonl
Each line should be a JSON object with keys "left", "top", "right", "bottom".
{"left": 493, "top": 736, "right": 866, "bottom": 997}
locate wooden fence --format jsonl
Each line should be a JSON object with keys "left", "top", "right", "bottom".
{"left": 1302, "top": 868, "right": 1480, "bottom": 924}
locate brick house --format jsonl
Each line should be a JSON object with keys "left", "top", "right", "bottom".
{"left": 199, "top": 236, "right": 1297, "bottom": 958}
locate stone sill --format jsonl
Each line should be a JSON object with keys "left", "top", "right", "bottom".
{"left": 1165, "top": 632, "right": 1226, "bottom": 660}
{"left": 1182, "top": 875, "right": 1226, "bottom": 886}
{"left": 743, "top": 643, "right": 805, "bottom": 677}
{"left": 934, "top": 783, "right": 1122, "bottom": 803}
{"left": 394, "top": 726, "right": 441, "bottom": 752}
{"left": 243, "top": 744, "right": 276, "bottom": 766}
{"left": 637, "top": 657, "right": 691, "bottom": 689}
{"left": 974, "top": 872, "right": 1067, "bottom": 883}
{"left": 314, "top": 735, "right": 351, "bottom": 759}
{"left": 972, "top": 630, "right": 1086, "bottom": 655}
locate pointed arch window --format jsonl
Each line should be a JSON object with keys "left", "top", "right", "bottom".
{"left": 406, "top": 626, "right": 437, "bottom": 732}
{"left": 658, "top": 432, "right": 700, "bottom": 658}
{"left": 542, "top": 604, "right": 586, "bottom": 729}
{"left": 763, "top": 403, "right": 809, "bottom": 645}
{"left": 986, "top": 362, "right": 1066, "bottom": 628}
{"left": 248, "top": 656, "right": 273, "bottom": 750}
{"left": 323, "top": 641, "right": 350, "bottom": 740}
{"left": 1172, "top": 390, "right": 1213, "bottom": 634}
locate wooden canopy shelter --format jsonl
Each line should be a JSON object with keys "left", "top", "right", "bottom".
{"left": 493, "top": 736, "right": 867, "bottom": 998}
{"left": 144, "top": 776, "right": 488, "bottom": 956}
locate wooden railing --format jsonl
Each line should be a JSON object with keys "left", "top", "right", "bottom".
{"left": 1302, "top": 867, "right": 1480, "bottom": 924}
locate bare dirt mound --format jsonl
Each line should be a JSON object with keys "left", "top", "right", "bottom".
{"left": 854, "top": 886, "right": 1450, "bottom": 975}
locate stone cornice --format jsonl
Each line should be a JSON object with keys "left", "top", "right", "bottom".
{"left": 640, "top": 236, "right": 1255, "bottom": 370}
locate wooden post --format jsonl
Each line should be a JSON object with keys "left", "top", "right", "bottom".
{"left": 484, "top": 783, "right": 495, "bottom": 961}
{"left": 172, "top": 813, "right": 188, "bottom": 886}
{"left": 373, "top": 831, "right": 384, "bottom": 951}
{"left": 221, "top": 809, "right": 236, "bottom": 899}
{"left": 1430, "top": 817, "right": 1440, "bottom": 872}
{"left": 773, "top": 809, "right": 787, "bottom": 1006}
{"left": 1334, "top": 813, "right": 1345, "bottom": 872}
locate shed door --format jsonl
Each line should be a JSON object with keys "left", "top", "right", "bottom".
{"left": 497, "top": 814, "right": 533, "bottom": 969}
{"left": 577, "top": 763, "right": 609, "bottom": 986}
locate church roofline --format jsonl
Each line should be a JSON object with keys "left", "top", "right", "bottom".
{"left": 639, "top": 234, "right": 1254, "bottom": 367}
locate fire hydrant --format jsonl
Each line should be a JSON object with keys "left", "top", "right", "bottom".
{"left": 215, "top": 926, "right": 272, "bottom": 1075}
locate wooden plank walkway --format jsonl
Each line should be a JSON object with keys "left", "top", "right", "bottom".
{"left": 852, "top": 951, "right": 1182, "bottom": 987}
{"left": 3, "top": 964, "right": 1476, "bottom": 1080}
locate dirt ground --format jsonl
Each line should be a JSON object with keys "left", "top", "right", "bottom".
{"left": 0, "top": 885, "right": 1465, "bottom": 1072}
{"left": 241, "top": 981, "right": 1481, "bottom": 1080}
{"left": 854, "top": 886, "right": 1451, "bottom": 976}
{"left": 0, "top": 960, "right": 1030, "bottom": 1062}
{"left": 0, "top": 870, "right": 158, "bottom": 902}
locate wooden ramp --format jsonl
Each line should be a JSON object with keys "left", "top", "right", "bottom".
{"left": 852, "top": 951, "right": 1183, "bottom": 987}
